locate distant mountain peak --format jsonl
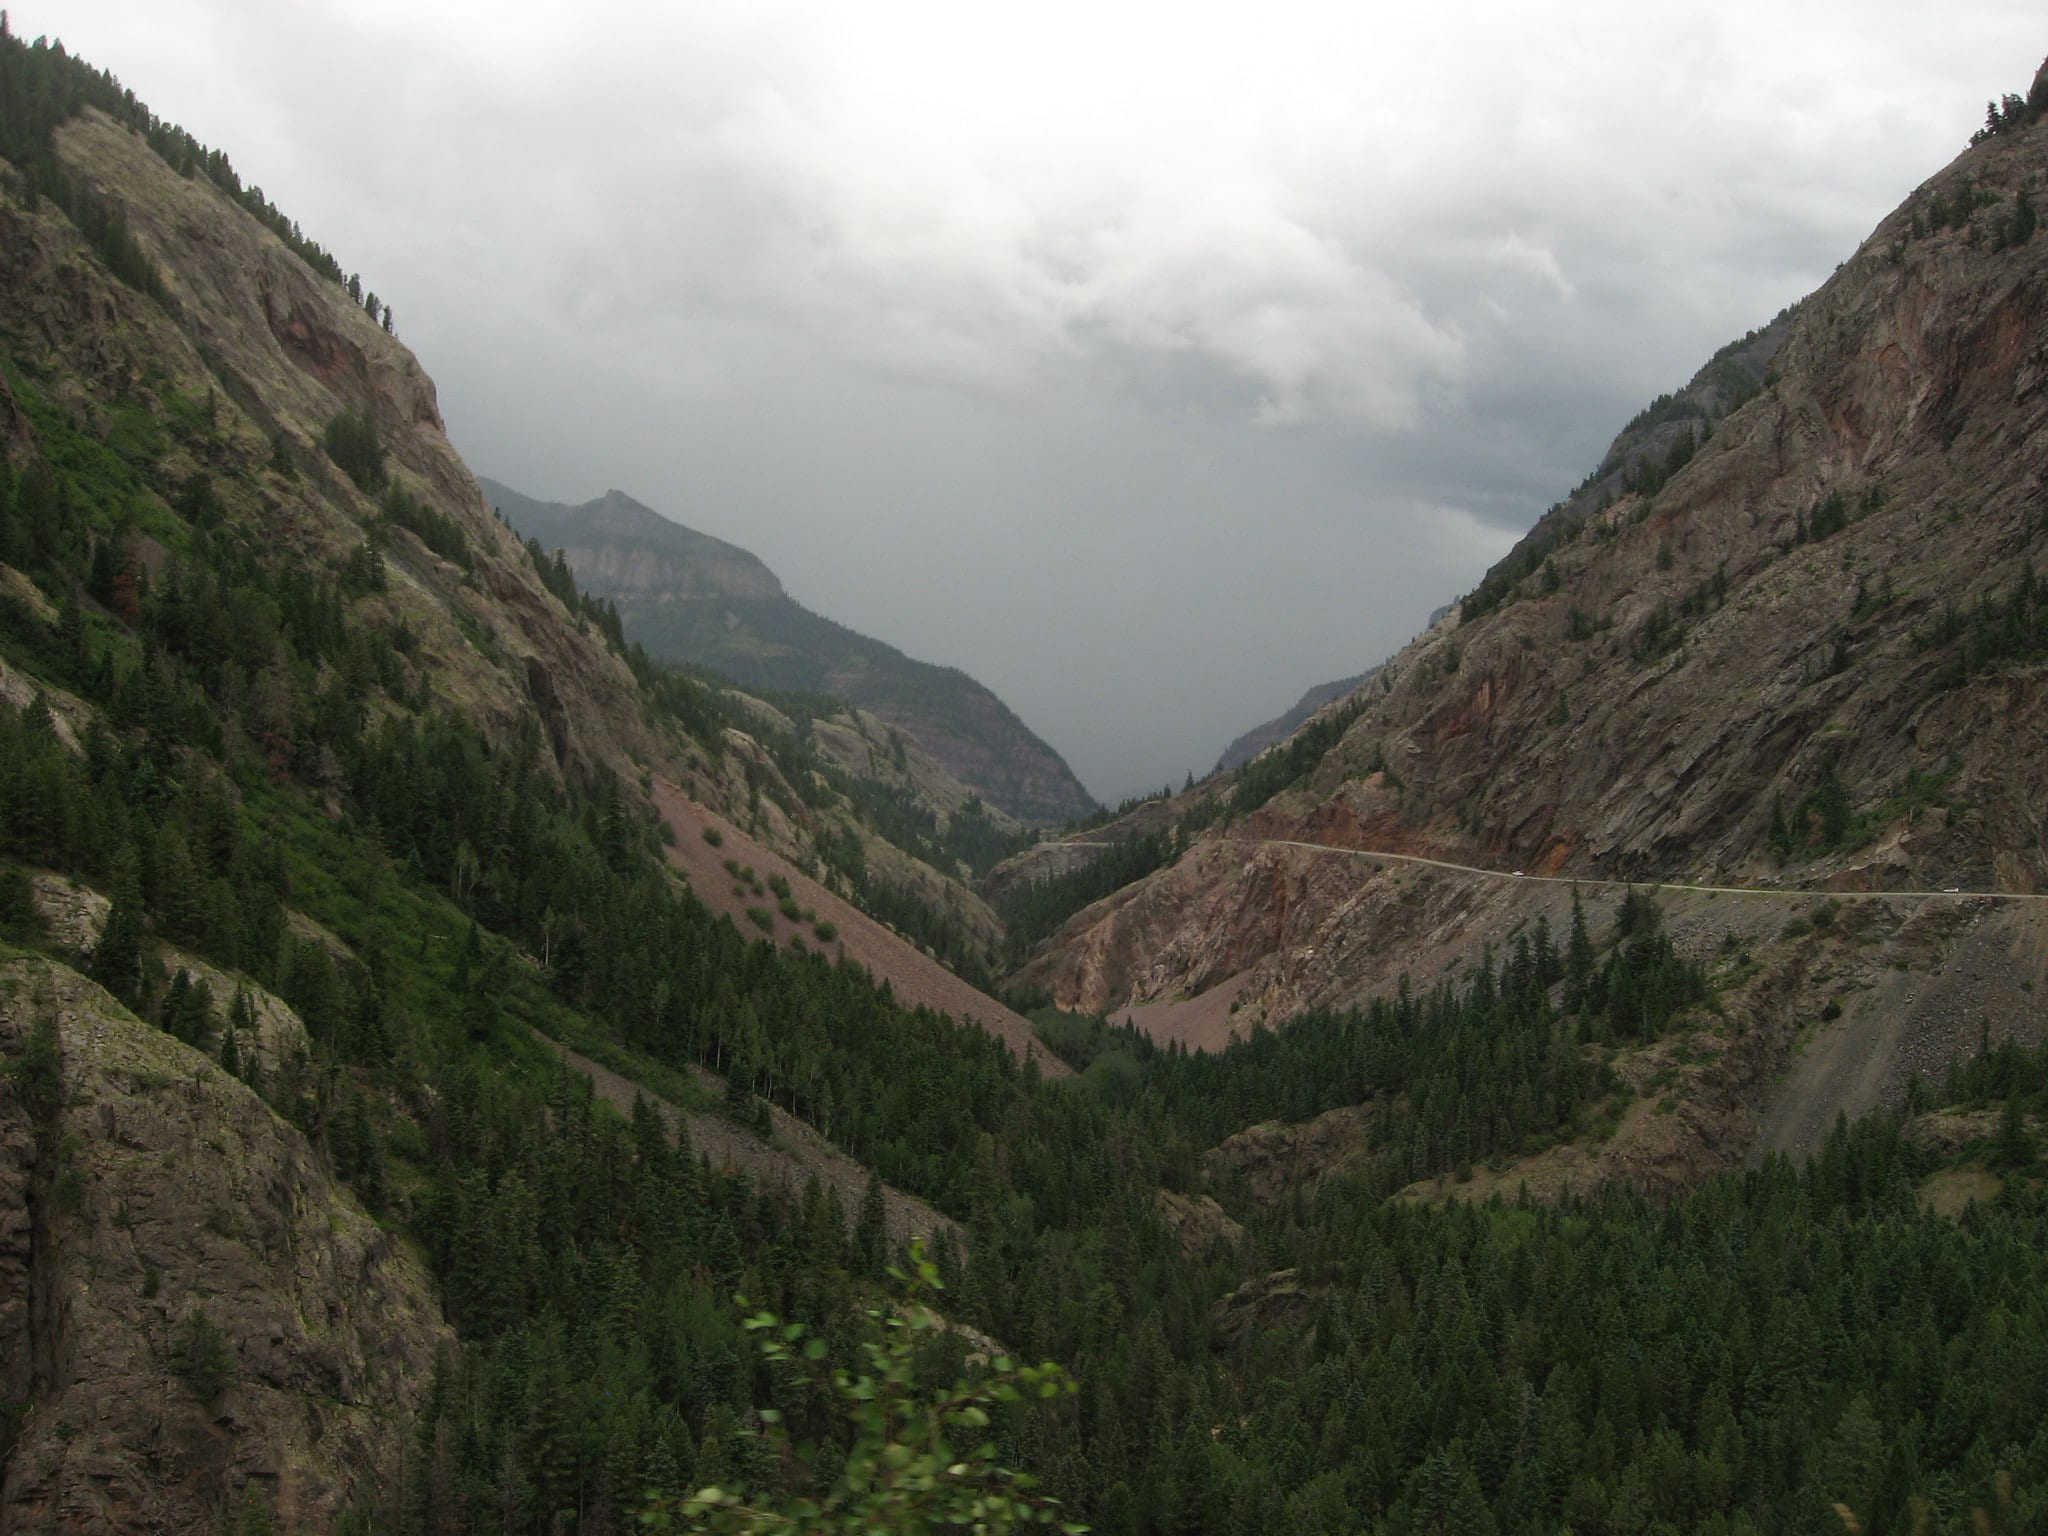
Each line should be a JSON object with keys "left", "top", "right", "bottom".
{"left": 485, "top": 476, "right": 1098, "bottom": 825}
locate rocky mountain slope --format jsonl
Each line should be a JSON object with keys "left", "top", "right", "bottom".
{"left": 18, "top": 101, "right": 1031, "bottom": 1038}
{"left": 1204, "top": 297, "right": 1792, "bottom": 783}
{"left": 1, "top": 954, "right": 448, "bottom": 1535}
{"left": 482, "top": 478, "right": 1097, "bottom": 826}
{"left": 9, "top": 116, "right": 659, "bottom": 794}
{"left": 0, "top": 57, "right": 1066, "bottom": 1528}
{"left": 1024, "top": 79, "right": 2048, "bottom": 1187}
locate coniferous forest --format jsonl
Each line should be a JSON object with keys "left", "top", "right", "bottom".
{"left": 3, "top": 23, "right": 2048, "bottom": 1536}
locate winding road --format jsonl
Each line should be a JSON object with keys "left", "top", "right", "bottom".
{"left": 1050, "top": 833, "right": 2048, "bottom": 904}
{"left": 1236, "top": 837, "right": 2048, "bottom": 903}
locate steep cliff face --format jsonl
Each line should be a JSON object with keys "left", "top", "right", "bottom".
{"left": 484, "top": 478, "right": 1099, "bottom": 825}
{"left": 1029, "top": 104, "right": 2048, "bottom": 1131}
{"left": 15, "top": 112, "right": 660, "bottom": 786}
{"left": 0, "top": 955, "right": 450, "bottom": 1535}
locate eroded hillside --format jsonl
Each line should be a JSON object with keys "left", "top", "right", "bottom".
{"left": 0, "top": 954, "right": 450, "bottom": 1535}
{"left": 1025, "top": 89, "right": 2048, "bottom": 1184}
{"left": 0, "top": 63, "right": 1070, "bottom": 1531}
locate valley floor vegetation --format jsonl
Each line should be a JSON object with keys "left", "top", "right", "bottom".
{"left": 3, "top": 27, "right": 2048, "bottom": 1536}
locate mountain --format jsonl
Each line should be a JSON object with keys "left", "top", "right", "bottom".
{"left": 1211, "top": 272, "right": 1794, "bottom": 786}
{"left": 1023, "top": 73, "right": 2048, "bottom": 1191}
{"left": 1211, "top": 603, "right": 1468, "bottom": 776}
{"left": 0, "top": 39, "right": 1062, "bottom": 1529}
{"left": 479, "top": 478, "right": 1098, "bottom": 826}
{"left": 1212, "top": 668, "right": 1380, "bottom": 774}
{"left": 7, "top": 29, "right": 2048, "bottom": 1536}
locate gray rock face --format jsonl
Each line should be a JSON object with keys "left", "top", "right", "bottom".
{"left": 1205, "top": 1103, "right": 1377, "bottom": 1205}
{"left": 0, "top": 956, "right": 451, "bottom": 1535}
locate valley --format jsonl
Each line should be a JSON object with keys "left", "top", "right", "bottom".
{"left": 0, "top": 23, "right": 2044, "bottom": 1536}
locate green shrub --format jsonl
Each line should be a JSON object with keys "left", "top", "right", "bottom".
{"left": 643, "top": 1246, "right": 1077, "bottom": 1536}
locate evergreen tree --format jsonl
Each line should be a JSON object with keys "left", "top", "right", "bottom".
{"left": 1563, "top": 887, "right": 1594, "bottom": 1012}
{"left": 89, "top": 856, "right": 151, "bottom": 1010}
{"left": 856, "top": 1170, "right": 887, "bottom": 1278}
{"left": 1993, "top": 1096, "right": 2035, "bottom": 1169}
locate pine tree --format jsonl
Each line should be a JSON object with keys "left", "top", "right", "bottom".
{"left": 1769, "top": 792, "right": 1793, "bottom": 860}
{"left": 1993, "top": 1096, "right": 2035, "bottom": 1170}
{"left": 1563, "top": 888, "right": 1594, "bottom": 1013}
{"left": 90, "top": 856, "right": 151, "bottom": 1010}
{"left": 856, "top": 1170, "right": 887, "bottom": 1278}
{"left": 171, "top": 1307, "right": 236, "bottom": 1405}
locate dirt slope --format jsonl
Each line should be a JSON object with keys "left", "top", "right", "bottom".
{"left": 653, "top": 779, "right": 1067, "bottom": 1076}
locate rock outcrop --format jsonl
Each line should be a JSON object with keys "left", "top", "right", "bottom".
{"left": 1153, "top": 1188, "right": 1243, "bottom": 1256}
{"left": 1205, "top": 1103, "right": 1378, "bottom": 1205}
{"left": 0, "top": 955, "right": 450, "bottom": 1535}
{"left": 1208, "top": 1270, "right": 1324, "bottom": 1352}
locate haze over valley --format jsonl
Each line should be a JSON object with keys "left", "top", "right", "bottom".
{"left": 2, "top": 11, "right": 2047, "bottom": 1536}
{"left": 34, "top": 0, "right": 2047, "bottom": 801}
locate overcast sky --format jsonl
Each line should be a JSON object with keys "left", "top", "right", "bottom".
{"left": 29, "top": 2, "right": 2044, "bottom": 801}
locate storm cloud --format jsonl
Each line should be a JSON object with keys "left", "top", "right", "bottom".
{"left": 32, "top": 1, "right": 2044, "bottom": 799}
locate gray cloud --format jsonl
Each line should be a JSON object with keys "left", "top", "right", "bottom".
{"left": 31, "top": 0, "right": 2045, "bottom": 798}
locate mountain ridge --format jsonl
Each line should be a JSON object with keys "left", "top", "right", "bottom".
{"left": 1019, "top": 85, "right": 2048, "bottom": 1193}
{"left": 0, "top": 70, "right": 1066, "bottom": 1529}
{"left": 1205, "top": 299, "right": 1796, "bottom": 782}
{"left": 481, "top": 476, "right": 1099, "bottom": 826}
{"left": 4, "top": 29, "right": 2048, "bottom": 1536}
